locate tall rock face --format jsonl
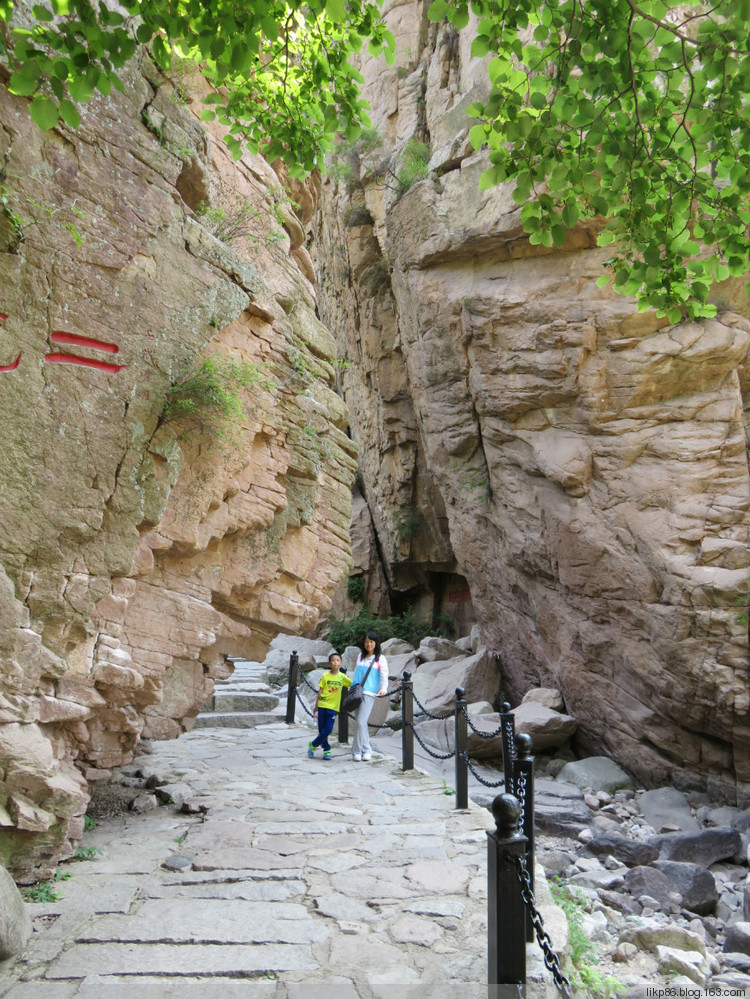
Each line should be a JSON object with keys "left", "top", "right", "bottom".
{"left": 314, "top": 0, "right": 750, "bottom": 800}
{"left": 0, "top": 57, "right": 355, "bottom": 878}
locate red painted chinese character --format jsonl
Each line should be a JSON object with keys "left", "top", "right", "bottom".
{"left": 44, "top": 331, "right": 125, "bottom": 373}
{"left": 0, "top": 314, "right": 20, "bottom": 373}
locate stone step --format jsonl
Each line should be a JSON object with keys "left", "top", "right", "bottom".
{"left": 207, "top": 692, "right": 280, "bottom": 713}
{"left": 192, "top": 709, "right": 286, "bottom": 729}
{"left": 219, "top": 681, "right": 271, "bottom": 694}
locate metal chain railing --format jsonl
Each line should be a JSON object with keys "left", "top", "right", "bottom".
{"left": 516, "top": 767, "right": 527, "bottom": 816}
{"left": 296, "top": 667, "right": 319, "bottom": 693}
{"left": 406, "top": 720, "right": 456, "bottom": 760}
{"left": 460, "top": 750, "right": 505, "bottom": 788}
{"left": 293, "top": 686, "right": 315, "bottom": 718}
{"left": 512, "top": 855, "right": 573, "bottom": 999}
{"left": 411, "top": 690, "right": 454, "bottom": 720}
{"left": 459, "top": 703, "right": 504, "bottom": 738}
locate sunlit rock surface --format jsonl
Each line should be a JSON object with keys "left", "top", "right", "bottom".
{"left": 0, "top": 56, "right": 355, "bottom": 877}
{"left": 314, "top": 0, "right": 750, "bottom": 800}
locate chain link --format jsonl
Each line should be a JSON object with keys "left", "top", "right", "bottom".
{"left": 511, "top": 855, "right": 573, "bottom": 999}
{"left": 293, "top": 660, "right": 319, "bottom": 693}
{"left": 516, "top": 768, "right": 527, "bottom": 822}
{"left": 460, "top": 703, "right": 504, "bottom": 738}
{"left": 293, "top": 686, "right": 315, "bottom": 718}
{"left": 460, "top": 750, "right": 505, "bottom": 788}
{"left": 502, "top": 715, "right": 517, "bottom": 760}
{"left": 411, "top": 691, "right": 454, "bottom": 720}
{"left": 406, "top": 720, "right": 456, "bottom": 760}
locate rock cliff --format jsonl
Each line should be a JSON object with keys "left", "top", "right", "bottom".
{"left": 314, "top": 0, "right": 750, "bottom": 800}
{"left": 0, "top": 56, "right": 355, "bottom": 878}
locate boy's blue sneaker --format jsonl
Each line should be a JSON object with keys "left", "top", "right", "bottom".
{"left": 323, "top": 751, "right": 332, "bottom": 760}
{"left": 307, "top": 741, "right": 316, "bottom": 758}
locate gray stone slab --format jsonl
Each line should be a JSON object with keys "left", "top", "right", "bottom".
{"left": 13, "top": 876, "right": 139, "bottom": 918}
{"left": 77, "top": 978, "right": 278, "bottom": 999}
{"left": 1, "top": 985, "right": 78, "bottom": 999}
{"left": 46, "top": 943, "right": 316, "bottom": 977}
{"left": 314, "top": 892, "right": 378, "bottom": 922}
{"left": 141, "top": 879, "right": 304, "bottom": 901}
{"left": 158, "top": 868, "right": 303, "bottom": 884}
{"left": 78, "top": 899, "right": 327, "bottom": 945}
{"left": 252, "top": 822, "right": 355, "bottom": 835}
{"left": 192, "top": 711, "right": 285, "bottom": 729}
{"left": 211, "top": 693, "right": 280, "bottom": 711}
{"left": 403, "top": 898, "right": 465, "bottom": 917}
{"left": 285, "top": 982, "right": 360, "bottom": 999}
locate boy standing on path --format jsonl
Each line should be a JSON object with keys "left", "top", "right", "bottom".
{"left": 308, "top": 652, "right": 351, "bottom": 760}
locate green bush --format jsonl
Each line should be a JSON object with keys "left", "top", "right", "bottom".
{"left": 396, "top": 139, "right": 430, "bottom": 195}
{"left": 161, "top": 354, "right": 273, "bottom": 442}
{"left": 326, "top": 607, "right": 449, "bottom": 651}
{"left": 346, "top": 576, "right": 366, "bottom": 602}
{"left": 549, "top": 883, "right": 624, "bottom": 997}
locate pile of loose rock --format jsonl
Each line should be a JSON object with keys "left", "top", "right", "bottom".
{"left": 529, "top": 765, "right": 750, "bottom": 993}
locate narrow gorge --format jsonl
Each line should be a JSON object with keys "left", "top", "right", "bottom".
{"left": 0, "top": 0, "right": 749, "bottom": 882}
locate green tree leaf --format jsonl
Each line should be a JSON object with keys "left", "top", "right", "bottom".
{"left": 58, "top": 98, "right": 80, "bottom": 128}
{"left": 29, "top": 96, "right": 59, "bottom": 130}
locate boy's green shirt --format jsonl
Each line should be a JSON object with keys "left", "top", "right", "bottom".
{"left": 317, "top": 670, "right": 352, "bottom": 711}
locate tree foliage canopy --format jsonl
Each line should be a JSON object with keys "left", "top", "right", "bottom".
{"left": 0, "top": 0, "right": 393, "bottom": 172}
{"left": 3, "top": 0, "right": 750, "bottom": 317}
{"left": 428, "top": 0, "right": 750, "bottom": 320}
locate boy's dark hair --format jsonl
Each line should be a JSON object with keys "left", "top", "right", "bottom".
{"left": 328, "top": 651, "right": 341, "bottom": 661}
{"left": 362, "top": 630, "right": 382, "bottom": 661}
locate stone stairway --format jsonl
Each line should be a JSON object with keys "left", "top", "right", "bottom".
{"left": 192, "top": 657, "right": 287, "bottom": 729}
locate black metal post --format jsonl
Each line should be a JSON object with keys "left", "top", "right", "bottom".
{"left": 500, "top": 701, "right": 516, "bottom": 796}
{"left": 285, "top": 651, "right": 298, "bottom": 724}
{"left": 487, "top": 793, "right": 527, "bottom": 993}
{"left": 401, "top": 670, "right": 414, "bottom": 771}
{"left": 513, "top": 733, "right": 535, "bottom": 942}
{"left": 338, "top": 667, "right": 349, "bottom": 743}
{"left": 454, "top": 686, "right": 468, "bottom": 809}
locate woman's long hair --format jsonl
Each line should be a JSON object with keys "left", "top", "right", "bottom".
{"left": 361, "top": 630, "right": 381, "bottom": 662}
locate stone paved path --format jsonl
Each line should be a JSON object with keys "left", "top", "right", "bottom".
{"left": 0, "top": 716, "right": 557, "bottom": 999}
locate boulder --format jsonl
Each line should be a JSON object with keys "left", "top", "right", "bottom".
{"left": 512, "top": 702, "right": 577, "bottom": 751}
{"left": 415, "top": 650, "right": 499, "bottom": 717}
{"left": 638, "top": 787, "right": 700, "bottom": 833}
{"left": 557, "top": 757, "right": 635, "bottom": 794}
{"left": 385, "top": 653, "right": 420, "bottom": 684}
{"left": 619, "top": 918, "right": 707, "bottom": 956}
{"left": 521, "top": 688, "right": 565, "bottom": 712}
{"left": 652, "top": 861, "right": 718, "bottom": 915}
{"left": 0, "top": 864, "right": 31, "bottom": 959}
{"left": 416, "top": 636, "right": 469, "bottom": 662}
{"left": 649, "top": 827, "right": 742, "bottom": 867}
{"left": 534, "top": 778, "right": 593, "bottom": 835}
{"left": 381, "top": 638, "right": 414, "bottom": 655}
{"left": 624, "top": 866, "right": 675, "bottom": 909}
{"left": 468, "top": 701, "right": 495, "bottom": 715}
{"left": 269, "top": 634, "right": 335, "bottom": 658}
{"left": 264, "top": 648, "right": 316, "bottom": 686}
{"left": 341, "top": 646, "right": 360, "bottom": 672}
{"left": 656, "top": 946, "right": 709, "bottom": 987}
{"left": 587, "top": 831, "right": 659, "bottom": 867}
{"left": 724, "top": 923, "right": 750, "bottom": 956}
{"left": 733, "top": 807, "right": 750, "bottom": 833}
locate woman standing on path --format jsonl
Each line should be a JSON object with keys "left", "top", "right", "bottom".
{"left": 351, "top": 631, "right": 388, "bottom": 762}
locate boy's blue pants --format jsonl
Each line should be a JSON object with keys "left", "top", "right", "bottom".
{"left": 312, "top": 708, "right": 338, "bottom": 751}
